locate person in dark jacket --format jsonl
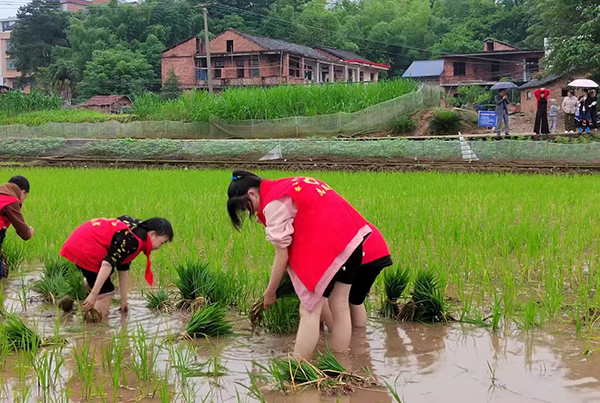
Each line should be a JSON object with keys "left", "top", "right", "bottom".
{"left": 590, "top": 89, "right": 598, "bottom": 131}
{"left": 0, "top": 176, "right": 34, "bottom": 278}
{"left": 534, "top": 88, "right": 550, "bottom": 135}
{"left": 578, "top": 89, "right": 593, "bottom": 134}
{"left": 495, "top": 89, "right": 510, "bottom": 137}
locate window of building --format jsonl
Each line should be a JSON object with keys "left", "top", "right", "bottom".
{"left": 486, "top": 42, "right": 494, "bottom": 52}
{"left": 289, "top": 57, "right": 301, "bottom": 78}
{"left": 5, "top": 40, "right": 14, "bottom": 54}
{"left": 6, "top": 59, "right": 16, "bottom": 71}
{"left": 370, "top": 73, "right": 374, "bottom": 81}
{"left": 304, "top": 65, "right": 313, "bottom": 80}
{"left": 213, "top": 60, "right": 225, "bottom": 78}
{"left": 526, "top": 91, "right": 531, "bottom": 100}
{"left": 250, "top": 59, "right": 260, "bottom": 77}
{"left": 454, "top": 62, "right": 466, "bottom": 76}
{"left": 359, "top": 71, "right": 364, "bottom": 81}
{"left": 236, "top": 60, "right": 245, "bottom": 78}
{"left": 227, "top": 40, "right": 234, "bottom": 53}
{"left": 525, "top": 58, "right": 539, "bottom": 81}
{"left": 2, "top": 20, "right": 15, "bottom": 32}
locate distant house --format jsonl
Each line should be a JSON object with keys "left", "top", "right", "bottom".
{"left": 161, "top": 30, "right": 390, "bottom": 90}
{"left": 405, "top": 39, "right": 545, "bottom": 95}
{"left": 519, "top": 74, "right": 567, "bottom": 115}
{"left": 440, "top": 39, "right": 545, "bottom": 94}
{"left": 60, "top": 0, "right": 109, "bottom": 12}
{"left": 402, "top": 60, "right": 444, "bottom": 86}
{"left": 79, "top": 95, "right": 131, "bottom": 114}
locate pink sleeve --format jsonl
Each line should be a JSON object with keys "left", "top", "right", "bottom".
{"left": 263, "top": 196, "right": 298, "bottom": 248}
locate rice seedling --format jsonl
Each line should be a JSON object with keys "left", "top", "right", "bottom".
{"left": 383, "top": 374, "right": 403, "bottom": 403}
{"left": 250, "top": 272, "right": 296, "bottom": 332}
{"left": 0, "top": 313, "right": 41, "bottom": 351}
{"left": 102, "top": 330, "right": 127, "bottom": 402}
{"left": 236, "top": 370, "right": 267, "bottom": 403}
{"left": 184, "top": 305, "right": 232, "bottom": 338}
{"left": 144, "top": 288, "right": 173, "bottom": 312}
{"left": 174, "top": 260, "right": 215, "bottom": 309}
{"left": 520, "top": 297, "right": 540, "bottom": 330}
{"left": 380, "top": 266, "right": 411, "bottom": 319}
{"left": 260, "top": 353, "right": 376, "bottom": 394}
{"left": 260, "top": 297, "right": 300, "bottom": 335}
{"left": 2, "top": 241, "right": 25, "bottom": 271}
{"left": 398, "top": 269, "right": 451, "bottom": 323}
{"left": 30, "top": 347, "right": 65, "bottom": 400}
{"left": 129, "top": 326, "right": 159, "bottom": 393}
{"left": 490, "top": 294, "right": 503, "bottom": 332}
{"left": 72, "top": 337, "right": 96, "bottom": 400}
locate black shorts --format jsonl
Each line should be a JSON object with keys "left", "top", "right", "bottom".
{"left": 323, "top": 243, "right": 363, "bottom": 298}
{"left": 78, "top": 266, "right": 115, "bottom": 295}
{"left": 349, "top": 255, "right": 393, "bottom": 305}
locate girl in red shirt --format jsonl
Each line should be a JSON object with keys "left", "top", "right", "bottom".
{"left": 227, "top": 170, "right": 374, "bottom": 359}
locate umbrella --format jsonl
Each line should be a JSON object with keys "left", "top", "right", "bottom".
{"left": 490, "top": 82, "right": 518, "bottom": 90}
{"left": 568, "top": 79, "right": 599, "bottom": 88}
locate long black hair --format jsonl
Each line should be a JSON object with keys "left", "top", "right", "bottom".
{"left": 9, "top": 176, "right": 30, "bottom": 193}
{"left": 227, "top": 170, "right": 261, "bottom": 230}
{"left": 142, "top": 217, "right": 174, "bottom": 241}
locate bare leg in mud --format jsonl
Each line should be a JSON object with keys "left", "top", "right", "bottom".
{"left": 328, "top": 283, "right": 352, "bottom": 353}
{"left": 293, "top": 298, "right": 324, "bottom": 359}
{"left": 350, "top": 303, "right": 368, "bottom": 328}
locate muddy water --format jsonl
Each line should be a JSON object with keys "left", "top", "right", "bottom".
{"left": 2, "top": 272, "right": 600, "bottom": 403}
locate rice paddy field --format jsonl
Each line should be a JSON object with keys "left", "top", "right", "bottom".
{"left": 2, "top": 167, "right": 600, "bottom": 402}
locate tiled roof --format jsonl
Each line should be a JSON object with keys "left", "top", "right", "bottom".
{"left": 237, "top": 32, "right": 335, "bottom": 61}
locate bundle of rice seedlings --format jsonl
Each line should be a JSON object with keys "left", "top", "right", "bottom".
{"left": 260, "top": 297, "right": 300, "bottom": 334}
{"left": 64, "top": 269, "right": 87, "bottom": 301}
{"left": 184, "top": 305, "right": 232, "bottom": 338}
{"left": 83, "top": 308, "right": 103, "bottom": 323}
{"left": 399, "top": 269, "right": 450, "bottom": 322}
{"left": 32, "top": 274, "right": 69, "bottom": 304}
{"left": 43, "top": 255, "right": 75, "bottom": 278}
{"left": 0, "top": 314, "right": 41, "bottom": 351}
{"left": 250, "top": 272, "right": 295, "bottom": 332}
{"left": 144, "top": 289, "right": 173, "bottom": 312}
{"left": 174, "top": 260, "right": 215, "bottom": 309}
{"left": 316, "top": 350, "right": 379, "bottom": 390}
{"left": 380, "top": 266, "right": 411, "bottom": 319}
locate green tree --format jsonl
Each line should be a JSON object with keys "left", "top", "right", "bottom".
{"left": 37, "top": 60, "right": 80, "bottom": 101}
{"left": 79, "top": 48, "right": 155, "bottom": 98}
{"left": 8, "top": 0, "right": 69, "bottom": 77}
{"left": 161, "top": 69, "right": 182, "bottom": 99}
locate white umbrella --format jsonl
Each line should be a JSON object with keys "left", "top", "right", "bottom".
{"left": 568, "top": 79, "right": 599, "bottom": 88}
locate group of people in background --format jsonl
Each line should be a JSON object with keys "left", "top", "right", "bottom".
{"left": 534, "top": 88, "right": 598, "bottom": 135}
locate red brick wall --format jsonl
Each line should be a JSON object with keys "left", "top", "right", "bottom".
{"left": 440, "top": 54, "right": 542, "bottom": 85}
{"left": 208, "top": 31, "right": 264, "bottom": 54}
{"left": 484, "top": 41, "right": 518, "bottom": 52}
{"left": 520, "top": 79, "right": 569, "bottom": 115}
{"left": 161, "top": 37, "right": 198, "bottom": 88}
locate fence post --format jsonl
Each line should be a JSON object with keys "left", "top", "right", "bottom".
{"left": 295, "top": 116, "right": 299, "bottom": 138}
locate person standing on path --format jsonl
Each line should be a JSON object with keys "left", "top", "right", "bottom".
{"left": 578, "top": 89, "right": 592, "bottom": 134}
{"left": 534, "top": 87, "right": 550, "bottom": 135}
{"left": 562, "top": 90, "right": 578, "bottom": 133}
{"left": 495, "top": 89, "right": 510, "bottom": 137}
{"left": 0, "top": 176, "right": 34, "bottom": 278}
{"left": 549, "top": 99, "right": 560, "bottom": 134}
{"left": 590, "top": 89, "right": 598, "bottom": 131}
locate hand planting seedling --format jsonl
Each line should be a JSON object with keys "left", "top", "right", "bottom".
{"left": 250, "top": 272, "right": 295, "bottom": 332}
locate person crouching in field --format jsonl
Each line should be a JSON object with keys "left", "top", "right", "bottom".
{"left": 0, "top": 176, "right": 35, "bottom": 278}
{"left": 227, "top": 170, "right": 373, "bottom": 359}
{"left": 321, "top": 224, "right": 392, "bottom": 329}
{"left": 60, "top": 216, "right": 173, "bottom": 320}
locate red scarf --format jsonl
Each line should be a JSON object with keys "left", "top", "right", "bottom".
{"left": 141, "top": 236, "right": 153, "bottom": 286}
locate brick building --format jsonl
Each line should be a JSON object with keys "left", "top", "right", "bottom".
{"left": 0, "top": 18, "right": 30, "bottom": 92}
{"left": 60, "top": 0, "right": 109, "bottom": 12}
{"left": 161, "top": 30, "right": 390, "bottom": 90}
{"left": 519, "top": 75, "right": 570, "bottom": 115}
{"left": 404, "top": 39, "right": 545, "bottom": 95}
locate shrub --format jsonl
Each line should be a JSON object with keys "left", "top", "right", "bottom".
{"left": 393, "top": 117, "right": 417, "bottom": 135}
{"left": 429, "top": 109, "right": 463, "bottom": 135}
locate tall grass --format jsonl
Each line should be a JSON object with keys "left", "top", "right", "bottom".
{"left": 0, "top": 90, "right": 62, "bottom": 117}
{"left": 132, "top": 80, "right": 418, "bottom": 122}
